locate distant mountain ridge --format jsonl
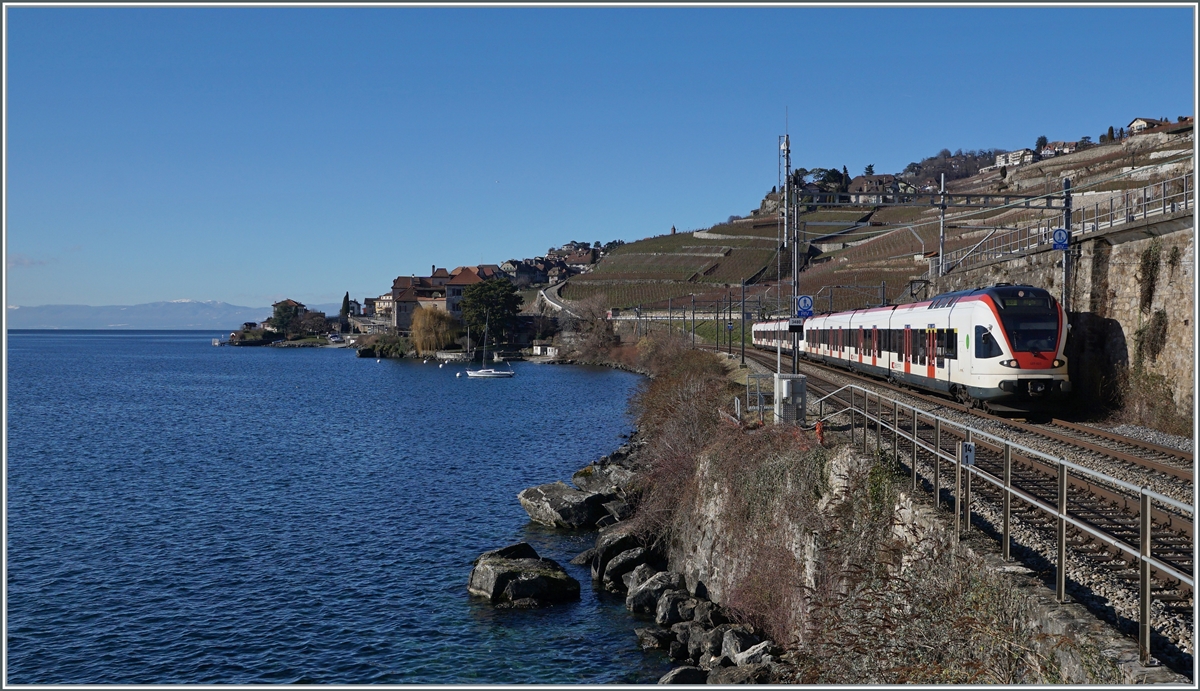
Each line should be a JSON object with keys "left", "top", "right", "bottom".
{"left": 6, "top": 300, "right": 274, "bottom": 330}
{"left": 6, "top": 300, "right": 350, "bottom": 330}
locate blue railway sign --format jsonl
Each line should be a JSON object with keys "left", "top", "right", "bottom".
{"left": 796, "top": 295, "right": 814, "bottom": 318}
{"left": 1052, "top": 228, "right": 1070, "bottom": 250}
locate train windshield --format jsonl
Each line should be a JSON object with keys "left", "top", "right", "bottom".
{"left": 996, "top": 296, "right": 1058, "bottom": 353}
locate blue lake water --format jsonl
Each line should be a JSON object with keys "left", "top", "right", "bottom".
{"left": 5, "top": 331, "right": 671, "bottom": 684}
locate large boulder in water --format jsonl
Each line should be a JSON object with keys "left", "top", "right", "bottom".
{"left": 518, "top": 481, "right": 612, "bottom": 530}
{"left": 468, "top": 542, "right": 580, "bottom": 608}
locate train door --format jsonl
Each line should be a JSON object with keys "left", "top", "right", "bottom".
{"left": 926, "top": 326, "right": 936, "bottom": 380}
{"left": 857, "top": 327, "right": 864, "bottom": 364}
{"left": 871, "top": 326, "right": 877, "bottom": 368}
{"left": 903, "top": 326, "right": 911, "bottom": 375}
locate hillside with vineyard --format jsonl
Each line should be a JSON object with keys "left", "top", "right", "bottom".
{"left": 559, "top": 124, "right": 1193, "bottom": 315}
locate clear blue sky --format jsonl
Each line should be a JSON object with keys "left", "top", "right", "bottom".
{"left": 5, "top": 5, "right": 1195, "bottom": 307}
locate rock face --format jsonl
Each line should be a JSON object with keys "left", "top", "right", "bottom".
{"left": 467, "top": 542, "right": 580, "bottom": 608}
{"left": 518, "top": 481, "right": 612, "bottom": 530}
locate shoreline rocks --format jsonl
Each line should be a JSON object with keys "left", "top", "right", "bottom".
{"left": 517, "top": 481, "right": 615, "bottom": 530}
{"left": 509, "top": 431, "right": 785, "bottom": 684}
{"left": 467, "top": 542, "right": 580, "bottom": 609}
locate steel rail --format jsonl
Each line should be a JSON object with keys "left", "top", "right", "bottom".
{"left": 758, "top": 347, "right": 1195, "bottom": 485}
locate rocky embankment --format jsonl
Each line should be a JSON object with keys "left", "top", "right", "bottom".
{"left": 469, "top": 434, "right": 785, "bottom": 684}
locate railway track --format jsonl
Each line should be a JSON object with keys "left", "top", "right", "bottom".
{"left": 716, "top": 344, "right": 1194, "bottom": 666}
{"left": 744, "top": 346, "right": 1194, "bottom": 487}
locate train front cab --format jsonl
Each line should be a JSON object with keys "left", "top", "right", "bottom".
{"left": 956, "top": 287, "right": 1070, "bottom": 410}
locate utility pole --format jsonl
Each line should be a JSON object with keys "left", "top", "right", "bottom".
{"left": 727, "top": 290, "right": 733, "bottom": 354}
{"left": 1063, "top": 178, "right": 1072, "bottom": 312}
{"left": 690, "top": 294, "right": 695, "bottom": 348}
{"left": 938, "top": 173, "right": 946, "bottom": 278}
{"left": 778, "top": 135, "right": 788, "bottom": 287}
{"left": 740, "top": 280, "right": 746, "bottom": 366}
{"left": 714, "top": 298, "right": 719, "bottom": 351}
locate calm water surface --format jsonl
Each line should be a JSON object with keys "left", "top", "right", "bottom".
{"left": 6, "top": 331, "right": 670, "bottom": 684}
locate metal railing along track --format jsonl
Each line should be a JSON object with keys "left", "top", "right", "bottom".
{"left": 806, "top": 383, "right": 1194, "bottom": 665}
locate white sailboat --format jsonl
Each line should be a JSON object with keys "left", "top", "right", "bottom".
{"left": 465, "top": 312, "right": 514, "bottom": 378}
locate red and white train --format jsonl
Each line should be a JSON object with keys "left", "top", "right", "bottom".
{"left": 752, "top": 284, "right": 1071, "bottom": 411}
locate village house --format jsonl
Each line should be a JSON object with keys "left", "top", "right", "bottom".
{"left": 391, "top": 287, "right": 420, "bottom": 330}
{"left": 994, "top": 149, "right": 1038, "bottom": 168}
{"left": 797, "top": 181, "right": 837, "bottom": 206}
{"left": 446, "top": 266, "right": 486, "bottom": 317}
{"left": 1128, "top": 117, "right": 1168, "bottom": 134}
{"left": 847, "top": 174, "right": 916, "bottom": 204}
{"left": 375, "top": 293, "right": 395, "bottom": 319}
{"left": 362, "top": 297, "right": 377, "bottom": 316}
{"left": 563, "top": 248, "right": 597, "bottom": 267}
{"left": 272, "top": 298, "right": 307, "bottom": 314}
{"left": 262, "top": 299, "right": 307, "bottom": 332}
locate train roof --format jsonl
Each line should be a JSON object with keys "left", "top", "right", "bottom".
{"left": 928, "top": 284, "right": 1054, "bottom": 308}
{"left": 790, "top": 284, "right": 1055, "bottom": 321}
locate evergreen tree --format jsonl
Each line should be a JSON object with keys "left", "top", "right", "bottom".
{"left": 1107, "top": 125, "right": 1115, "bottom": 142}
{"left": 1036, "top": 135, "right": 1048, "bottom": 150}
{"left": 864, "top": 164, "right": 875, "bottom": 176}
{"left": 461, "top": 279, "right": 522, "bottom": 345}
{"left": 340, "top": 292, "right": 350, "bottom": 319}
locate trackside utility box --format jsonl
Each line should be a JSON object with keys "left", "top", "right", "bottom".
{"left": 774, "top": 373, "right": 807, "bottom": 424}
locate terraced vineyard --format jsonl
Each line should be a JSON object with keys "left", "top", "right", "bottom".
{"left": 563, "top": 222, "right": 784, "bottom": 308}
{"left": 563, "top": 130, "right": 1191, "bottom": 315}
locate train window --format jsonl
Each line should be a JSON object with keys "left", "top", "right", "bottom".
{"left": 936, "top": 329, "right": 945, "bottom": 357}
{"left": 975, "top": 325, "right": 1003, "bottom": 358}
{"left": 947, "top": 329, "right": 958, "bottom": 359}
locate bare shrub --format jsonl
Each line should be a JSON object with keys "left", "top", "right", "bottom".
{"left": 564, "top": 294, "right": 618, "bottom": 361}
{"left": 1110, "top": 366, "right": 1192, "bottom": 436}
{"left": 625, "top": 347, "right": 732, "bottom": 542}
